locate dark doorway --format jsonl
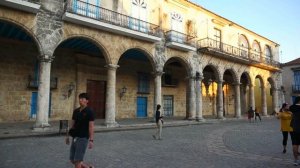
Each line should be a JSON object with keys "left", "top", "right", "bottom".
{"left": 87, "top": 80, "right": 106, "bottom": 119}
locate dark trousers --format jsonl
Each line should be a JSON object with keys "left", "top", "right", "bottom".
{"left": 282, "top": 131, "right": 293, "bottom": 146}
{"left": 255, "top": 113, "right": 261, "bottom": 121}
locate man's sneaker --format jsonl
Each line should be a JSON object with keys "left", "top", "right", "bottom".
{"left": 293, "top": 160, "right": 298, "bottom": 166}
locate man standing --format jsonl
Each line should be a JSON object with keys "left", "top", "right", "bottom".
{"left": 289, "top": 96, "right": 300, "bottom": 166}
{"left": 65, "top": 93, "right": 95, "bottom": 168}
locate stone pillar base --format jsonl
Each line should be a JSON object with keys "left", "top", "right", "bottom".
{"left": 235, "top": 115, "right": 242, "bottom": 119}
{"left": 188, "top": 117, "right": 196, "bottom": 121}
{"left": 32, "top": 123, "right": 51, "bottom": 132}
{"left": 217, "top": 116, "right": 226, "bottom": 120}
{"left": 105, "top": 122, "right": 119, "bottom": 128}
{"left": 196, "top": 117, "right": 205, "bottom": 122}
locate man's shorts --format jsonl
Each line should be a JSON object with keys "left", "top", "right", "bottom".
{"left": 70, "top": 137, "right": 88, "bottom": 161}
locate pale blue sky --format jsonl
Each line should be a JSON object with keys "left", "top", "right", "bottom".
{"left": 190, "top": 0, "right": 300, "bottom": 63}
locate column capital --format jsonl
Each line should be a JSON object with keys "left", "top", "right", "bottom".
{"left": 105, "top": 64, "right": 119, "bottom": 70}
{"left": 152, "top": 70, "right": 164, "bottom": 76}
{"left": 233, "top": 82, "right": 241, "bottom": 86}
{"left": 38, "top": 54, "right": 54, "bottom": 62}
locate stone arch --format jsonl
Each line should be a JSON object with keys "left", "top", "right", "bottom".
{"left": 239, "top": 34, "right": 250, "bottom": 49}
{"left": 202, "top": 64, "right": 221, "bottom": 82}
{"left": 117, "top": 46, "right": 156, "bottom": 72}
{"left": 57, "top": 34, "right": 111, "bottom": 64}
{"left": 252, "top": 40, "right": 261, "bottom": 52}
{"left": 0, "top": 18, "right": 43, "bottom": 56}
{"left": 223, "top": 68, "right": 239, "bottom": 84}
{"left": 164, "top": 56, "right": 192, "bottom": 76}
{"left": 240, "top": 71, "right": 252, "bottom": 85}
{"left": 255, "top": 75, "right": 265, "bottom": 88}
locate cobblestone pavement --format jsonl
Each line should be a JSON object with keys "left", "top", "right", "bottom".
{"left": 0, "top": 118, "right": 296, "bottom": 168}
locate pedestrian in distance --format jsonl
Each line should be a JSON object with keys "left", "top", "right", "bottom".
{"left": 65, "top": 93, "right": 95, "bottom": 168}
{"left": 247, "top": 106, "right": 254, "bottom": 123}
{"left": 289, "top": 96, "right": 300, "bottom": 166}
{"left": 254, "top": 108, "right": 262, "bottom": 121}
{"left": 153, "top": 104, "right": 163, "bottom": 140}
{"left": 276, "top": 103, "right": 293, "bottom": 154}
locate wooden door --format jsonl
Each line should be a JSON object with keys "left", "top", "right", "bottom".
{"left": 87, "top": 80, "right": 106, "bottom": 119}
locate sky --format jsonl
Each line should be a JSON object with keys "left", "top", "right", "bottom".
{"left": 189, "top": 0, "right": 300, "bottom": 63}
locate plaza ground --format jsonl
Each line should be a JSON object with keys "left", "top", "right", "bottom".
{"left": 0, "top": 118, "right": 296, "bottom": 168}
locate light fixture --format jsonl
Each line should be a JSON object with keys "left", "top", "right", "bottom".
{"left": 67, "top": 83, "right": 75, "bottom": 98}
{"left": 120, "top": 86, "right": 127, "bottom": 99}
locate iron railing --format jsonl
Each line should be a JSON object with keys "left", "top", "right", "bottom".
{"left": 65, "top": 0, "right": 159, "bottom": 37}
{"left": 197, "top": 38, "right": 280, "bottom": 67}
{"left": 165, "top": 30, "right": 196, "bottom": 46}
{"left": 292, "top": 85, "right": 300, "bottom": 93}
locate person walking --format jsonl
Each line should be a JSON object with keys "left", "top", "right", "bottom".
{"left": 247, "top": 107, "right": 254, "bottom": 123}
{"left": 289, "top": 96, "right": 300, "bottom": 166}
{"left": 277, "top": 103, "right": 293, "bottom": 154}
{"left": 65, "top": 93, "right": 95, "bottom": 168}
{"left": 153, "top": 104, "right": 163, "bottom": 140}
{"left": 254, "top": 108, "right": 262, "bottom": 121}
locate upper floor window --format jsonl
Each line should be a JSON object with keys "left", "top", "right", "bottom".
{"left": 138, "top": 72, "right": 150, "bottom": 93}
{"left": 73, "top": 0, "right": 101, "bottom": 19}
{"left": 264, "top": 45, "right": 272, "bottom": 58}
{"left": 169, "top": 12, "right": 184, "bottom": 43}
{"left": 252, "top": 40, "right": 261, "bottom": 52}
{"left": 131, "top": 0, "right": 148, "bottom": 32}
{"left": 214, "top": 28, "right": 221, "bottom": 49}
{"left": 239, "top": 34, "right": 249, "bottom": 48}
{"left": 294, "top": 70, "right": 300, "bottom": 86}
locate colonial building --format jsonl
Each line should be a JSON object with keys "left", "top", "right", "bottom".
{"left": 0, "top": 0, "right": 282, "bottom": 129}
{"left": 281, "top": 57, "right": 300, "bottom": 104}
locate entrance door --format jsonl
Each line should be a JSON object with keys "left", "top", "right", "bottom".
{"left": 137, "top": 97, "right": 147, "bottom": 118}
{"left": 163, "top": 95, "right": 173, "bottom": 117}
{"left": 87, "top": 80, "right": 106, "bottom": 119}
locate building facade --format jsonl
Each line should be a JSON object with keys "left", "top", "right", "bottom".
{"left": 0, "top": 0, "right": 282, "bottom": 128}
{"left": 281, "top": 58, "right": 300, "bottom": 104}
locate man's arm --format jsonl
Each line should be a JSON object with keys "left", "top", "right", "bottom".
{"left": 88, "top": 121, "right": 94, "bottom": 149}
{"left": 65, "top": 120, "right": 75, "bottom": 145}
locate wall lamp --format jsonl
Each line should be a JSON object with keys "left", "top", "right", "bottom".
{"left": 119, "top": 86, "right": 127, "bottom": 99}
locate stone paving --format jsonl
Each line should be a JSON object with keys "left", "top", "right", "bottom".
{"left": 0, "top": 117, "right": 297, "bottom": 168}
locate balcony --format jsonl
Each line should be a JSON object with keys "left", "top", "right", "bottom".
{"left": 197, "top": 38, "right": 280, "bottom": 69}
{"left": 292, "top": 85, "right": 300, "bottom": 93}
{"left": 165, "top": 30, "right": 196, "bottom": 52}
{"left": 28, "top": 75, "right": 58, "bottom": 89}
{"left": 63, "top": 0, "right": 161, "bottom": 42}
{"left": 0, "top": 0, "right": 40, "bottom": 13}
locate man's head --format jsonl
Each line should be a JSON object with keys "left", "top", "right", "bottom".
{"left": 79, "top": 93, "right": 89, "bottom": 107}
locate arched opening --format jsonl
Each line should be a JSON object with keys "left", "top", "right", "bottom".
{"left": 202, "top": 65, "right": 219, "bottom": 118}
{"left": 254, "top": 75, "right": 264, "bottom": 114}
{"left": 162, "top": 57, "right": 189, "bottom": 118}
{"left": 240, "top": 72, "right": 251, "bottom": 115}
{"left": 117, "top": 48, "right": 154, "bottom": 119}
{"left": 223, "top": 70, "right": 235, "bottom": 117}
{"left": 0, "top": 20, "right": 40, "bottom": 121}
{"left": 53, "top": 37, "right": 107, "bottom": 120}
{"left": 267, "top": 77, "right": 275, "bottom": 115}
{"left": 239, "top": 34, "right": 250, "bottom": 58}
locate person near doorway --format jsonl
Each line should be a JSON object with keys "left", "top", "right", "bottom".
{"left": 247, "top": 107, "right": 254, "bottom": 123}
{"left": 254, "top": 108, "right": 262, "bottom": 121}
{"left": 277, "top": 103, "right": 293, "bottom": 154}
{"left": 153, "top": 104, "right": 163, "bottom": 140}
{"left": 289, "top": 96, "right": 300, "bottom": 166}
{"left": 65, "top": 93, "right": 95, "bottom": 168}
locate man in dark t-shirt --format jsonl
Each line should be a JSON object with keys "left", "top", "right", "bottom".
{"left": 289, "top": 96, "right": 300, "bottom": 165}
{"left": 65, "top": 93, "right": 95, "bottom": 168}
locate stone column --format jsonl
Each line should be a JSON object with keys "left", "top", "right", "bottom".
{"left": 196, "top": 76, "right": 204, "bottom": 121}
{"left": 154, "top": 71, "right": 163, "bottom": 115}
{"left": 33, "top": 55, "right": 53, "bottom": 130}
{"left": 261, "top": 86, "right": 268, "bottom": 116}
{"left": 217, "top": 81, "right": 224, "bottom": 119}
{"left": 249, "top": 84, "right": 255, "bottom": 109}
{"left": 105, "top": 64, "right": 119, "bottom": 127}
{"left": 234, "top": 83, "right": 241, "bottom": 118}
{"left": 272, "top": 88, "right": 279, "bottom": 113}
{"left": 188, "top": 77, "right": 196, "bottom": 120}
